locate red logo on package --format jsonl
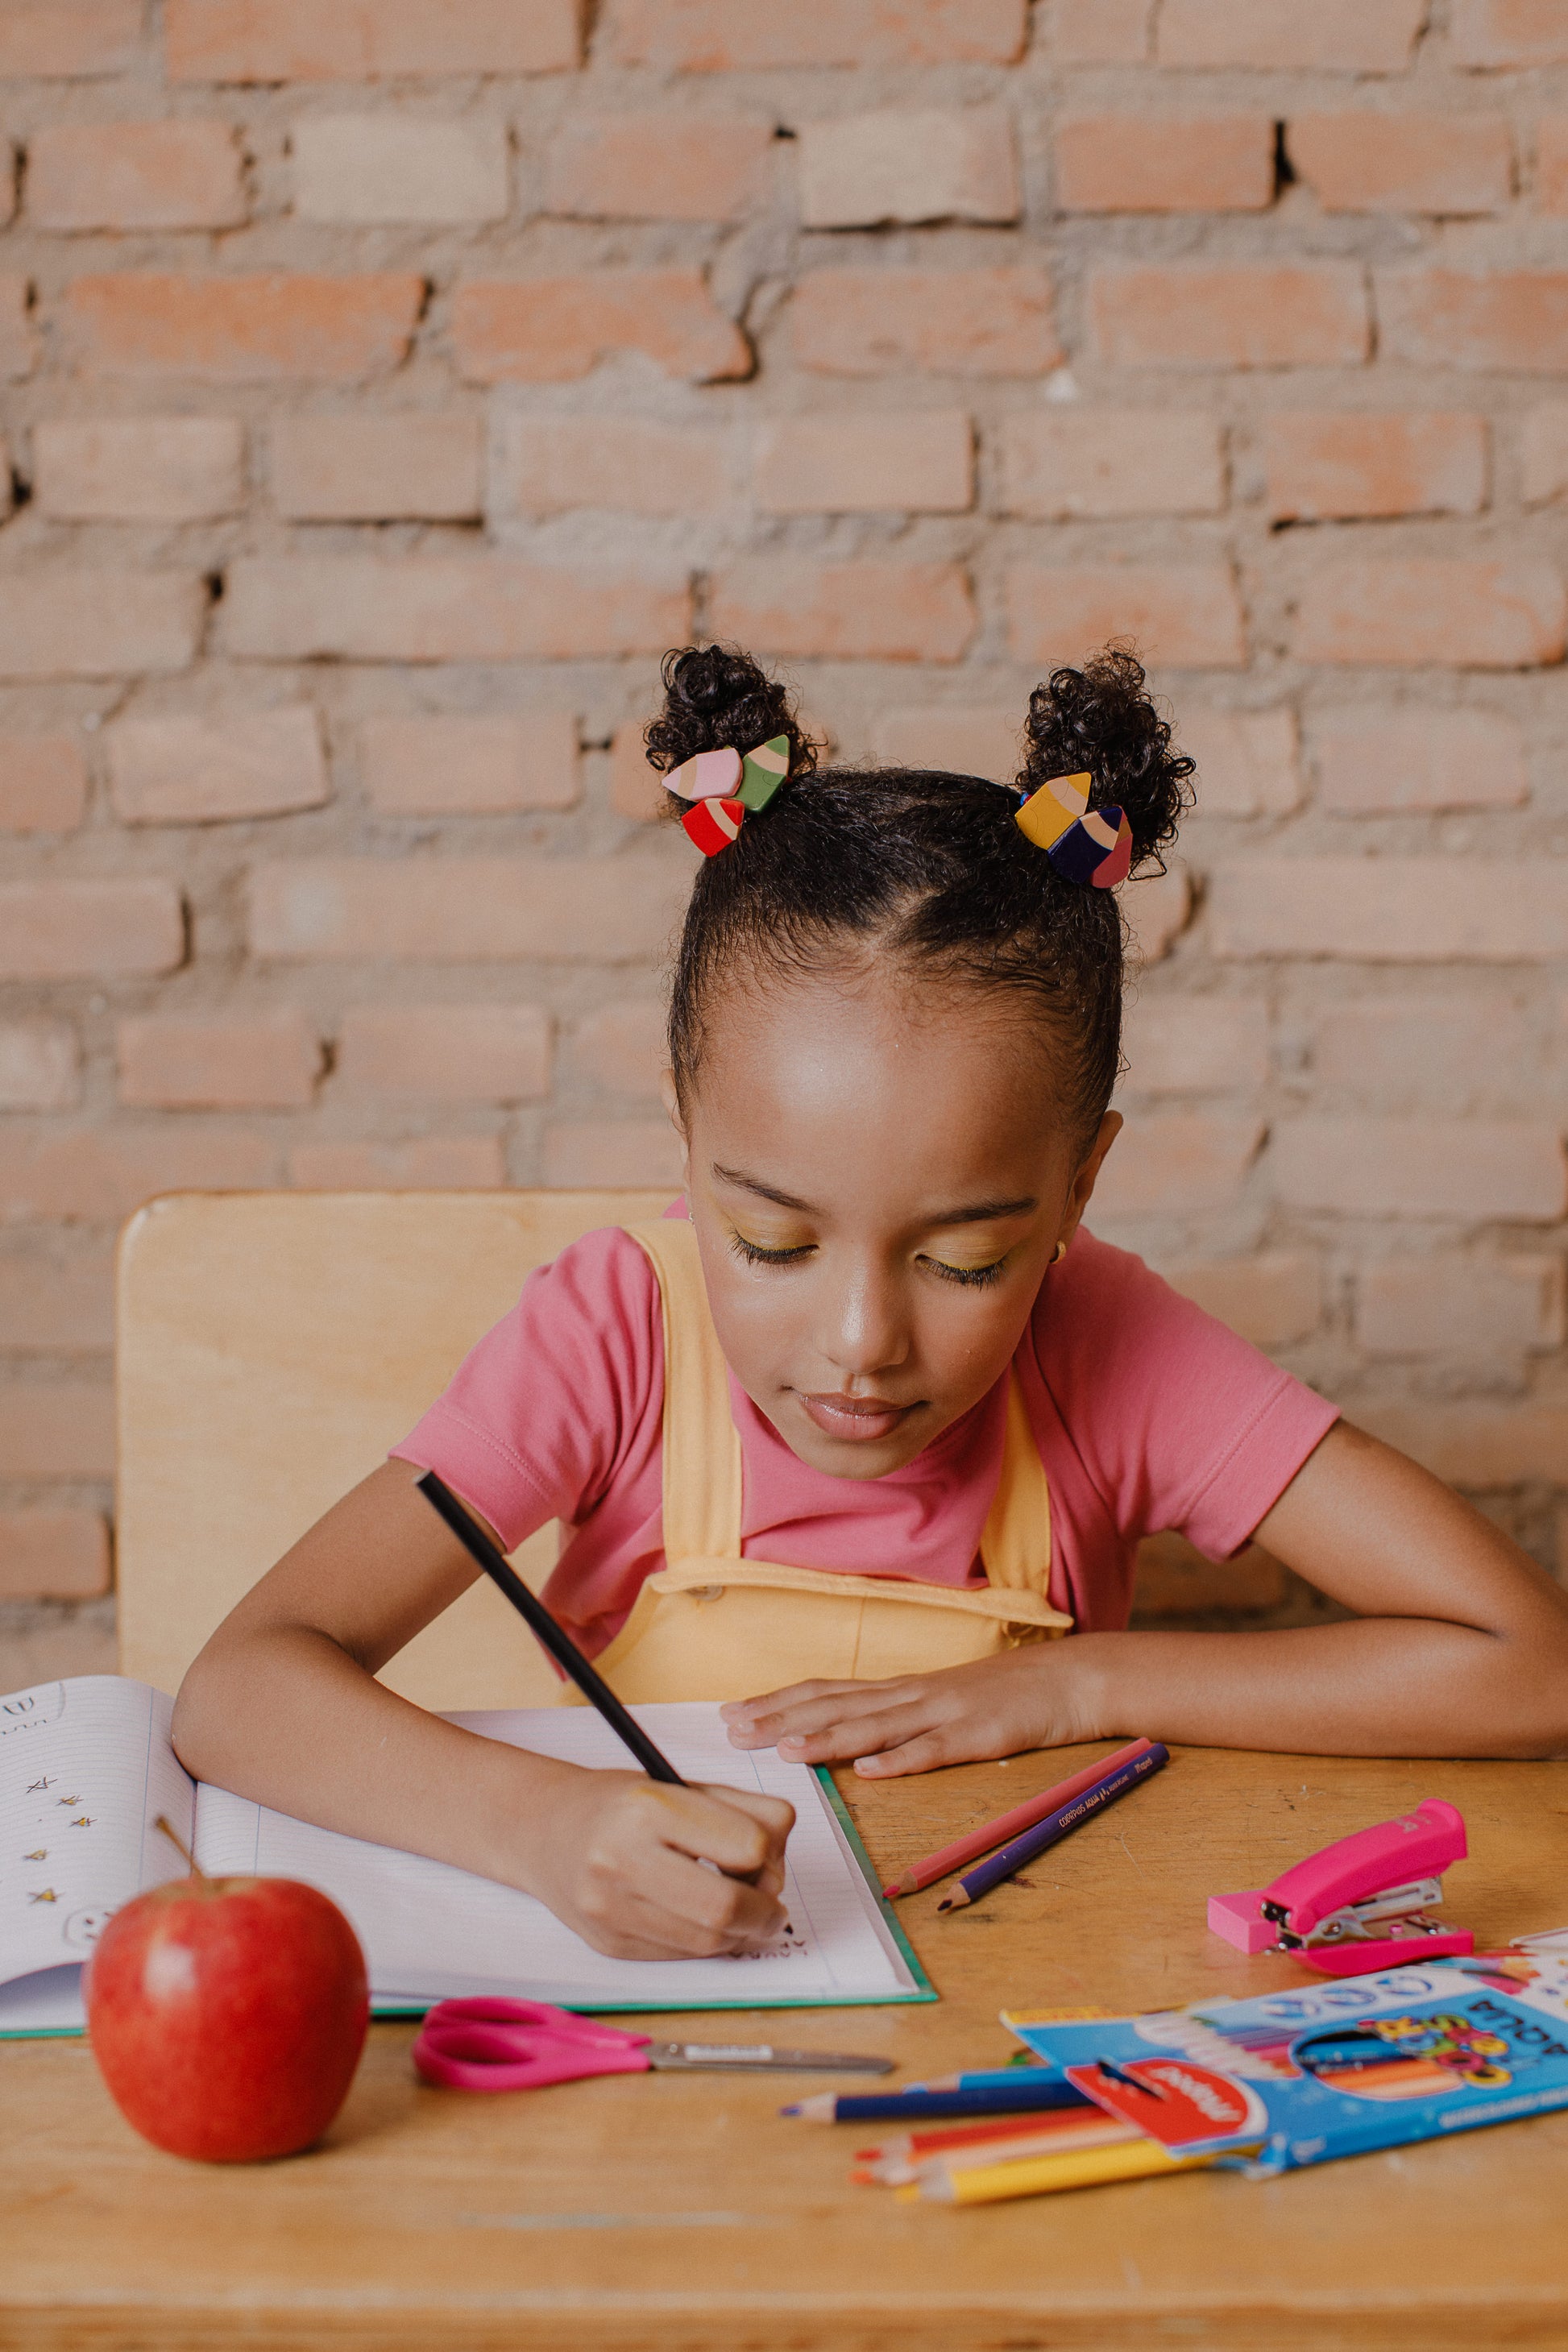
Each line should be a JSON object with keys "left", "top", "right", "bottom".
{"left": 1066, "top": 2060, "right": 1266, "bottom": 2150}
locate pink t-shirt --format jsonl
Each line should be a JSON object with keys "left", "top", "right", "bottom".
{"left": 392, "top": 1211, "right": 1338, "bottom": 1656}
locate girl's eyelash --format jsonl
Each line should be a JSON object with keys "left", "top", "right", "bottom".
{"left": 927, "top": 1256, "right": 1009, "bottom": 1289}
{"left": 729, "top": 1233, "right": 814, "bottom": 1269}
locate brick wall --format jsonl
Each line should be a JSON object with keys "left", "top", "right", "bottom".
{"left": 2, "top": 0, "right": 1566, "bottom": 1682}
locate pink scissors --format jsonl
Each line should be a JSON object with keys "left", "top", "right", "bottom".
{"left": 411, "top": 1997, "right": 894, "bottom": 2093}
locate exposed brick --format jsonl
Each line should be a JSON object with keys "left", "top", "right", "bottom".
{"left": 792, "top": 267, "right": 1060, "bottom": 377}
{"left": 1377, "top": 270, "right": 1568, "bottom": 375}
{"left": 1292, "top": 558, "right": 1566, "bottom": 667}
{"left": 997, "top": 410, "right": 1225, "bottom": 519}
{"left": 108, "top": 707, "right": 328, "bottom": 825}
{"left": 1538, "top": 120, "right": 1568, "bottom": 215}
{"left": 1289, "top": 114, "right": 1512, "bottom": 217}
{"left": 451, "top": 272, "right": 748, "bottom": 385}
{"left": 1132, "top": 1533, "right": 1288, "bottom": 1620}
{"left": 292, "top": 115, "right": 509, "bottom": 226}
{"left": 1125, "top": 867, "right": 1193, "bottom": 966}
{"left": 709, "top": 559, "right": 976, "bottom": 663}
{"left": 1156, "top": 0, "right": 1425, "bottom": 70}
{"left": 872, "top": 707, "right": 1022, "bottom": 781}
{"left": 223, "top": 559, "right": 691, "bottom": 664}
{"left": 603, "top": 0, "right": 1028, "bottom": 69}
{"left": 0, "top": 2, "right": 142, "bottom": 78}
{"left": 1312, "top": 709, "right": 1527, "bottom": 814}
{"left": 0, "top": 1245, "right": 114, "bottom": 1352}
{"left": 1091, "top": 264, "right": 1370, "bottom": 368}
{"left": 248, "top": 857, "right": 690, "bottom": 964}
{"left": 1055, "top": 115, "right": 1274, "bottom": 213}
{"left": 1452, "top": 1, "right": 1568, "bottom": 68}
{"left": 1357, "top": 1401, "right": 1568, "bottom": 1490}
{"left": 1119, "top": 997, "right": 1269, "bottom": 1093}
{"left": 1210, "top": 858, "right": 1566, "bottom": 960}
{"left": 0, "top": 1511, "right": 110, "bottom": 1603}
{"left": 0, "top": 881, "right": 184, "bottom": 980}
{"left": 118, "top": 1011, "right": 320, "bottom": 1110}
{"left": 0, "top": 1380, "right": 115, "bottom": 1477}
{"left": 288, "top": 1138, "right": 504, "bottom": 1188}
{"left": 1313, "top": 997, "right": 1529, "bottom": 1101}
{"left": 1156, "top": 1254, "right": 1322, "bottom": 1347}
{"left": 27, "top": 121, "right": 246, "bottom": 232}
{"left": 166, "top": 0, "right": 583, "bottom": 79}
{"left": 0, "top": 1023, "right": 80, "bottom": 1113}
{"left": 1051, "top": 0, "right": 1151, "bottom": 62}
{"left": 0, "top": 736, "right": 88, "bottom": 832}
{"left": 0, "top": 1126, "right": 274, "bottom": 1222}
{"left": 570, "top": 1000, "right": 666, "bottom": 1099}
{"left": 271, "top": 414, "right": 481, "bottom": 521}
{"left": 0, "top": 276, "right": 34, "bottom": 379}
{"left": 335, "top": 1006, "right": 550, "bottom": 1103}
{"left": 360, "top": 713, "right": 579, "bottom": 815}
{"left": 797, "top": 109, "right": 1018, "bottom": 230}
{"left": 1180, "top": 707, "right": 1301, "bottom": 818}
{"left": 500, "top": 417, "right": 727, "bottom": 517}
{"left": 1090, "top": 1116, "right": 1264, "bottom": 1218}
{"left": 610, "top": 724, "right": 665, "bottom": 823}
{"left": 1006, "top": 563, "right": 1247, "bottom": 670}
{"left": 1263, "top": 413, "right": 1487, "bottom": 521}
{"left": 1271, "top": 1118, "right": 1566, "bottom": 1221}
{"left": 61, "top": 272, "right": 424, "bottom": 381}
{"left": 542, "top": 1118, "right": 682, "bottom": 1188}
{"left": 34, "top": 417, "right": 245, "bottom": 521}
{"left": 756, "top": 411, "right": 973, "bottom": 514}
{"left": 0, "top": 571, "right": 204, "bottom": 680}
{"left": 1521, "top": 404, "right": 1568, "bottom": 504}
{"left": 1357, "top": 1255, "right": 1564, "bottom": 1356}
{"left": 546, "top": 115, "right": 772, "bottom": 222}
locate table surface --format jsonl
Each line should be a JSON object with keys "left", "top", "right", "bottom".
{"left": 6, "top": 1744, "right": 1568, "bottom": 2352}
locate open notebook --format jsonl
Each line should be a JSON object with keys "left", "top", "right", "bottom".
{"left": 0, "top": 1676, "right": 931, "bottom": 2035}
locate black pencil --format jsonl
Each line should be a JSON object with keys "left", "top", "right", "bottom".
{"left": 416, "top": 1470, "right": 687, "bottom": 1787}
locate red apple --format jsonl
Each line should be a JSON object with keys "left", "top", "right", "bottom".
{"left": 85, "top": 1870, "right": 368, "bottom": 2163}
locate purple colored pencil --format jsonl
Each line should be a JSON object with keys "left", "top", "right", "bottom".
{"left": 936, "top": 1744, "right": 1170, "bottom": 1911}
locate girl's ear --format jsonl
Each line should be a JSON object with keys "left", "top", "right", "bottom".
{"left": 660, "top": 1068, "right": 692, "bottom": 1180}
{"left": 1057, "top": 1111, "right": 1122, "bottom": 1251}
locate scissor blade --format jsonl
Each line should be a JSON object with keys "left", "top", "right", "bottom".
{"left": 646, "top": 2043, "right": 894, "bottom": 2074}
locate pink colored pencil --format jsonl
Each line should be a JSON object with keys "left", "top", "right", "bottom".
{"left": 882, "top": 1739, "right": 1154, "bottom": 1898}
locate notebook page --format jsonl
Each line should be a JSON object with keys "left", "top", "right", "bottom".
{"left": 0, "top": 1677, "right": 193, "bottom": 1996}
{"left": 193, "top": 1703, "right": 920, "bottom": 2010}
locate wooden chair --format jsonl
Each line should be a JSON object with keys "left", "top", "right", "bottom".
{"left": 114, "top": 1189, "right": 673, "bottom": 1710}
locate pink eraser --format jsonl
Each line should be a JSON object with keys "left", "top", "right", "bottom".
{"left": 1208, "top": 1890, "right": 1276, "bottom": 1956}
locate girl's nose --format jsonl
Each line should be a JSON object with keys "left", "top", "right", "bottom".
{"left": 823, "top": 1264, "right": 911, "bottom": 1379}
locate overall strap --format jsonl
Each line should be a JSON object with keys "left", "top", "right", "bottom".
{"left": 980, "top": 1371, "right": 1053, "bottom": 1598}
{"left": 624, "top": 1219, "right": 742, "bottom": 1564}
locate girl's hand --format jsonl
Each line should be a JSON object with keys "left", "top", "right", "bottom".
{"left": 519, "top": 1764, "right": 795, "bottom": 1961}
{"left": 721, "top": 1649, "right": 1096, "bottom": 1777}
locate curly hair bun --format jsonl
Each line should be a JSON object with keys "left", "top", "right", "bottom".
{"left": 644, "top": 644, "right": 817, "bottom": 792}
{"left": 1017, "top": 647, "right": 1193, "bottom": 869}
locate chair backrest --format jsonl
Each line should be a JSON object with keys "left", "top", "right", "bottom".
{"left": 115, "top": 1188, "right": 674, "bottom": 1710}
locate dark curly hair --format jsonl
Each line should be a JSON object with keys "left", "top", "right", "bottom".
{"left": 647, "top": 642, "right": 1193, "bottom": 1142}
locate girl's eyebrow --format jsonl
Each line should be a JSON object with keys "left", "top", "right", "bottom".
{"left": 711, "top": 1164, "right": 1037, "bottom": 1226}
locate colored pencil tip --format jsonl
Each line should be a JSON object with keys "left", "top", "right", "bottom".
{"left": 936, "top": 1890, "right": 969, "bottom": 1913}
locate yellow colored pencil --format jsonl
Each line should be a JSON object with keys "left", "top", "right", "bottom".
{"left": 906, "top": 2137, "right": 1218, "bottom": 2205}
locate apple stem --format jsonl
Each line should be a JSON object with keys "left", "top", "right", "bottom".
{"left": 154, "top": 1814, "right": 207, "bottom": 1879}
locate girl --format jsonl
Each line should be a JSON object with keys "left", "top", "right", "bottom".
{"left": 173, "top": 645, "right": 1568, "bottom": 1964}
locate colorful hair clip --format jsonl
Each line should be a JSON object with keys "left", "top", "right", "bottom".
{"left": 738, "top": 734, "right": 790, "bottom": 812}
{"left": 1015, "top": 769, "right": 1133, "bottom": 890}
{"left": 682, "top": 795, "right": 745, "bottom": 857}
{"left": 665, "top": 745, "right": 742, "bottom": 802}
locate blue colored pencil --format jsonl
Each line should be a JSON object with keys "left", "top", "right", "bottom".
{"left": 782, "top": 2080, "right": 1093, "bottom": 2123}
{"left": 936, "top": 1744, "right": 1170, "bottom": 1911}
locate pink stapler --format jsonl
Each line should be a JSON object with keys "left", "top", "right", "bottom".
{"left": 1208, "top": 1800, "right": 1473, "bottom": 1977}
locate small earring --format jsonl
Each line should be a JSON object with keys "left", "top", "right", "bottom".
{"left": 1052, "top": 1239, "right": 1068, "bottom": 1265}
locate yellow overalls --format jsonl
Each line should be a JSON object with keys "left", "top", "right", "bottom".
{"left": 583, "top": 1221, "right": 1074, "bottom": 1705}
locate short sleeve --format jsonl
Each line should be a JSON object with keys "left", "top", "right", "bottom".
{"left": 1030, "top": 1232, "right": 1339, "bottom": 1560}
{"left": 390, "top": 1226, "right": 665, "bottom": 1553}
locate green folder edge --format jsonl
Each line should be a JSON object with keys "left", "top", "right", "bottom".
{"left": 4, "top": 1768, "right": 934, "bottom": 2036}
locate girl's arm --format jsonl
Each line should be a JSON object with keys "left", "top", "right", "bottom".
{"left": 172, "top": 1459, "right": 793, "bottom": 1956}
{"left": 722, "top": 1423, "right": 1568, "bottom": 1773}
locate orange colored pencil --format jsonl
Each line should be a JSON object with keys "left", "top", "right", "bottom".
{"left": 882, "top": 1739, "right": 1153, "bottom": 1898}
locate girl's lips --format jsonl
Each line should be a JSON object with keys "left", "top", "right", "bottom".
{"left": 799, "top": 1392, "right": 917, "bottom": 1444}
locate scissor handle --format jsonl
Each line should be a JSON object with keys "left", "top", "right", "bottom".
{"left": 412, "top": 1997, "right": 653, "bottom": 2093}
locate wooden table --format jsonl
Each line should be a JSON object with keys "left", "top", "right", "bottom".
{"left": 6, "top": 1747, "right": 1568, "bottom": 2350}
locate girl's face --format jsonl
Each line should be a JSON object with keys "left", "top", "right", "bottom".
{"left": 670, "top": 966, "right": 1119, "bottom": 1481}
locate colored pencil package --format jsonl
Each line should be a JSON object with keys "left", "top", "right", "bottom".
{"left": 1002, "top": 1952, "right": 1568, "bottom": 2179}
